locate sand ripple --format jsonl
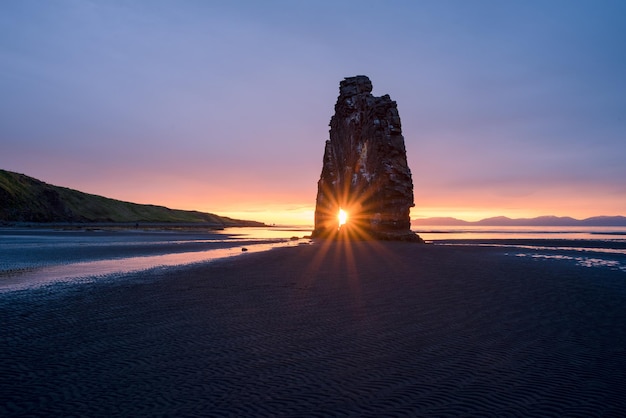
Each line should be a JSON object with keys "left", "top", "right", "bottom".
{"left": 1, "top": 242, "right": 625, "bottom": 416}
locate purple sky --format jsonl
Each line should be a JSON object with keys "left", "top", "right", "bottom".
{"left": 1, "top": 0, "right": 625, "bottom": 224}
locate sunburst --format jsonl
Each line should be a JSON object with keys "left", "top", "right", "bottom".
{"left": 338, "top": 208, "right": 348, "bottom": 227}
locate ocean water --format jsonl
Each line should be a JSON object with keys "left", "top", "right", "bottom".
{"left": 1, "top": 225, "right": 624, "bottom": 291}
{"left": 0, "top": 226, "right": 311, "bottom": 291}
{"left": 417, "top": 225, "right": 626, "bottom": 274}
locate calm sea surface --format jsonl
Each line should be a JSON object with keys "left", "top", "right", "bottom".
{"left": 416, "top": 225, "right": 626, "bottom": 242}
{"left": 0, "top": 226, "right": 311, "bottom": 291}
{"left": 1, "top": 225, "right": 625, "bottom": 291}
{"left": 418, "top": 225, "right": 626, "bottom": 274}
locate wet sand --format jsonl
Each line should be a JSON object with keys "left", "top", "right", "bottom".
{"left": 1, "top": 241, "right": 625, "bottom": 416}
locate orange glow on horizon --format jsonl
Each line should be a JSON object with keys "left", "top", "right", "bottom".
{"left": 66, "top": 171, "right": 624, "bottom": 226}
{"left": 94, "top": 182, "right": 623, "bottom": 227}
{"left": 215, "top": 203, "right": 626, "bottom": 228}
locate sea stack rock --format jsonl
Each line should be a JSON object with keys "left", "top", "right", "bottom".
{"left": 312, "top": 75, "right": 423, "bottom": 242}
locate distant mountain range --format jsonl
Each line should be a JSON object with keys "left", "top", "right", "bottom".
{"left": 412, "top": 215, "right": 626, "bottom": 227}
{"left": 0, "top": 169, "right": 263, "bottom": 226}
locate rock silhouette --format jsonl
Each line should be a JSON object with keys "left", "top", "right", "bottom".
{"left": 312, "top": 76, "right": 422, "bottom": 242}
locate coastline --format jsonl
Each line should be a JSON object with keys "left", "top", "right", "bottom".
{"left": 0, "top": 226, "right": 310, "bottom": 291}
{"left": 2, "top": 241, "right": 625, "bottom": 416}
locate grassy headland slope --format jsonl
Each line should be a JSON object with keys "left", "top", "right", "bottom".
{"left": 0, "top": 169, "right": 263, "bottom": 226}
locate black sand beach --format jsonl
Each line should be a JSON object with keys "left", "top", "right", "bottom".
{"left": 1, "top": 241, "right": 625, "bottom": 416}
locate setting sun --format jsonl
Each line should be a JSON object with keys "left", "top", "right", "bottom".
{"left": 338, "top": 208, "right": 348, "bottom": 227}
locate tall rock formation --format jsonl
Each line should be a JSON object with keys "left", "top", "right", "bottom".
{"left": 313, "top": 75, "right": 422, "bottom": 242}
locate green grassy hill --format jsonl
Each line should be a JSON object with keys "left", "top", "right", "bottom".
{"left": 0, "top": 169, "right": 263, "bottom": 226}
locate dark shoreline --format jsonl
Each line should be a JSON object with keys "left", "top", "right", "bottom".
{"left": 1, "top": 241, "right": 625, "bottom": 416}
